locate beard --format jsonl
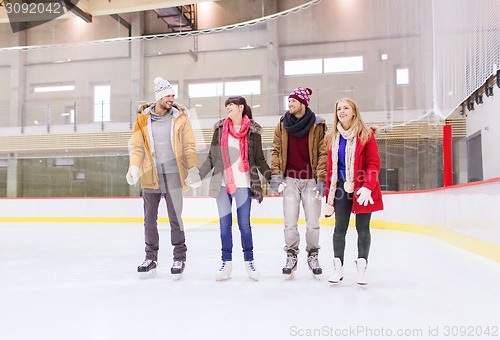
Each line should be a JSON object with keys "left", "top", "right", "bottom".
{"left": 289, "top": 106, "right": 300, "bottom": 115}
{"left": 157, "top": 100, "right": 172, "bottom": 113}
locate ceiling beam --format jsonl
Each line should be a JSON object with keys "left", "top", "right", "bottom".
{"left": 0, "top": 0, "right": 217, "bottom": 24}
{"left": 84, "top": 0, "right": 214, "bottom": 17}
{"left": 110, "top": 14, "right": 131, "bottom": 32}
{"left": 63, "top": 0, "right": 92, "bottom": 23}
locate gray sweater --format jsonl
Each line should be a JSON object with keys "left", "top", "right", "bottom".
{"left": 151, "top": 108, "right": 177, "bottom": 173}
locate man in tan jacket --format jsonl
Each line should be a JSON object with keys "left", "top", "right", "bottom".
{"left": 271, "top": 87, "right": 327, "bottom": 279}
{"left": 126, "top": 77, "right": 201, "bottom": 279}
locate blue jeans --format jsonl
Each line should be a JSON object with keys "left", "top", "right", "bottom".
{"left": 216, "top": 187, "right": 254, "bottom": 262}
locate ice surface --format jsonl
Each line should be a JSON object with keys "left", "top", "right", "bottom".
{"left": 1, "top": 222, "right": 499, "bottom": 340}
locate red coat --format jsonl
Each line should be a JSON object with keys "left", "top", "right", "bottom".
{"left": 325, "top": 132, "right": 384, "bottom": 214}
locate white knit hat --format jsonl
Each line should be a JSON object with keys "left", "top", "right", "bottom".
{"left": 154, "top": 77, "right": 175, "bottom": 101}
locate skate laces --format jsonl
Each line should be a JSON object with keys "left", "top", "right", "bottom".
{"left": 172, "top": 260, "right": 183, "bottom": 269}
{"left": 219, "top": 262, "right": 228, "bottom": 271}
{"left": 285, "top": 254, "right": 297, "bottom": 268}
{"left": 140, "top": 259, "right": 152, "bottom": 267}
{"left": 308, "top": 253, "right": 320, "bottom": 269}
{"left": 246, "top": 261, "right": 256, "bottom": 272}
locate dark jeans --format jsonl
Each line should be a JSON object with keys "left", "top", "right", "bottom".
{"left": 142, "top": 172, "right": 186, "bottom": 262}
{"left": 216, "top": 187, "right": 254, "bottom": 262}
{"left": 333, "top": 180, "right": 371, "bottom": 264}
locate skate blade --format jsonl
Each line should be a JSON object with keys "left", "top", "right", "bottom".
{"left": 139, "top": 269, "right": 157, "bottom": 279}
{"left": 328, "top": 277, "right": 343, "bottom": 285}
{"left": 172, "top": 273, "right": 183, "bottom": 281}
{"left": 284, "top": 272, "right": 295, "bottom": 280}
{"left": 215, "top": 276, "right": 231, "bottom": 281}
{"left": 311, "top": 273, "right": 322, "bottom": 280}
{"left": 248, "top": 274, "right": 259, "bottom": 282}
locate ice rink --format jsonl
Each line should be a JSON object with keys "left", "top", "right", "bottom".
{"left": 1, "top": 222, "right": 499, "bottom": 340}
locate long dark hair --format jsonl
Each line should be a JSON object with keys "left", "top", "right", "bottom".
{"left": 224, "top": 96, "right": 253, "bottom": 119}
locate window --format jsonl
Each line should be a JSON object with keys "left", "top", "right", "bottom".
{"left": 188, "top": 80, "right": 261, "bottom": 98}
{"left": 283, "top": 96, "right": 289, "bottom": 111}
{"left": 284, "top": 56, "right": 364, "bottom": 76}
{"left": 188, "top": 82, "right": 223, "bottom": 98}
{"left": 93, "top": 85, "right": 111, "bottom": 122}
{"left": 225, "top": 80, "right": 260, "bottom": 96}
{"left": 396, "top": 68, "right": 409, "bottom": 85}
{"left": 33, "top": 84, "right": 75, "bottom": 93}
{"left": 284, "top": 59, "right": 322, "bottom": 76}
{"left": 324, "top": 56, "right": 364, "bottom": 73}
{"left": 62, "top": 106, "right": 76, "bottom": 124}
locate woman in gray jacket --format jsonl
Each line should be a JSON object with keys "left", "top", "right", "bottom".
{"left": 199, "top": 96, "right": 271, "bottom": 281}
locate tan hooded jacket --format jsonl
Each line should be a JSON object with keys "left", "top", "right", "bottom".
{"left": 129, "top": 102, "right": 199, "bottom": 192}
{"left": 271, "top": 114, "right": 327, "bottom": 182}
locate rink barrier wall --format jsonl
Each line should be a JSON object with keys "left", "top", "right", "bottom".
{"left": 1, "top": 177, "right": 499, "bottom": 262}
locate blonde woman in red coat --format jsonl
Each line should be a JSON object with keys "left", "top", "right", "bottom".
{"left": 324, "top": 98, "right": 384, "bottom": 285}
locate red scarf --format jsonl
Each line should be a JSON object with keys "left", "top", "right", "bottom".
{"left": 221, "top": 115, "right": 250, "bottom": 194}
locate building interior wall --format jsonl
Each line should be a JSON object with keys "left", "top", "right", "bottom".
{"left": 0, "top": 0, "right": 498, "bottom": 197}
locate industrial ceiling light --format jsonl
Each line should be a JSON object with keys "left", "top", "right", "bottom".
{"left": 475, "top": 92, "right": 483, "bottom": 105}
{"left": 460, "top": 103, "right": 467, "bottom": 116}
{"left": 485, "top": 85, "right": 494, "bottom": 97}
{"left": 467, "top": 101, "right": 474, "bottom": 111}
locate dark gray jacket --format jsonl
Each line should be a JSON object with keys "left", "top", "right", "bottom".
{"left": 199, "top": 119, "right": 271, "bottom": 203}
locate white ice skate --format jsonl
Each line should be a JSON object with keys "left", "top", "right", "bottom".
{"left": 215, "top": 261, "right": 232, "bottom": 281}
{"left": 245, "top": 261, "right": 260, "bottom": 281}
{"left": 356, "top": 258, "right": 368, "bottom": 285}
{"left": 328, "top": 257, "right": 343, "bottom": 284}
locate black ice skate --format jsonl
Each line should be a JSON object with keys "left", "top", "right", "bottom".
{"left": 137, "top": 259, "right": 157, "bottom": 279}
{"left": 282, "top": 250, "right": 298, "bottom": 280}
{"left": 307, "top": 250, "right": 322, "bottom": 278}
{"left": 171, "top": 260, "right": 185, "bottom": 280}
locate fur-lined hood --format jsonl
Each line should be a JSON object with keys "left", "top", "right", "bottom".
{"left": 212, "top": 118, "right": 263, "bottom": 135}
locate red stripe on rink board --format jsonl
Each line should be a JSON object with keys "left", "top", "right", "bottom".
{"left": 380, "top": 176, "right": 500, "bottom": 195}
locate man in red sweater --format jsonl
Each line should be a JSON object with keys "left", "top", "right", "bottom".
{"left": 271, "top": 87, "right": 328, "bottom": 279}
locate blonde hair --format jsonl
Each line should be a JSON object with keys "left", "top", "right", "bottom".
{"left": 326, "top": 98, "right": 372, "bottom": 149}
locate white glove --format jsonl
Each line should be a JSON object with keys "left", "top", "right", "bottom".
{"left": 323, "top": 202, "right": 334, "bottom": 217}
{"left": 356, "top": 187, "right": 374, "bottom": 206}
{"left": 314, "top": 181, "right": 326, "bottom": 199}
{"left": 185, "top": 167, "right": 201, "bottom": 188}
{"left": 270, "top": 175, "right": 284, "bottom": 193}
{"left": 126, "top": 166, "right": 140, "bottom": 185}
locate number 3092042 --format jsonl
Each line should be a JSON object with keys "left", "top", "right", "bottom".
{"left": 5, "top": 2, "right": 63, "bottom": 15}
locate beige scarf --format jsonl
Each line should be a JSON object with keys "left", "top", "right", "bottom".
{"left": 327, "top": 123, "right": 357, "bottom": 208}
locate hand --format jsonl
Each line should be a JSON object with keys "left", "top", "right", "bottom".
{"left": 126, "top": 166, "right": 140, "bottom": 185}
{"left": 314, "top": 181, "right": 326, "bottom": 199}
{"left": 185, "top": 167, "right": 201, "bottom": 188}
{"left": 270, "top": 174, "right": 283, "bottom": 193}
{"left": 356, "top": 187, "right": 374, "bottom": 206}
{"left": 324, "top": 203, "right": 334, "bottom": 217}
